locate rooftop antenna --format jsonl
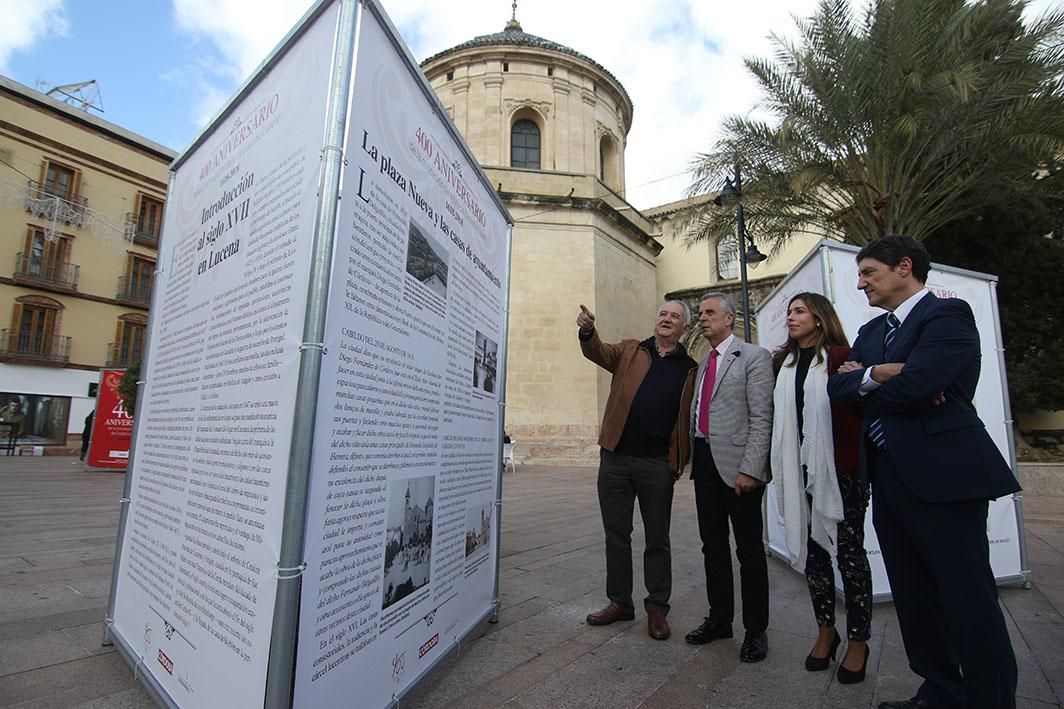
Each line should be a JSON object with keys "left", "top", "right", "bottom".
{"left": 45, "top": 80, "right": 104, "bottom": 114}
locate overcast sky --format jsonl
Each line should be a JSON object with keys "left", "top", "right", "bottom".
{"left": 1, "top": 0, "right": 1056, "bottom": 209}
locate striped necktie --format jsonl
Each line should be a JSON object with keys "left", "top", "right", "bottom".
{"left": 868, "top": 313, "right": 901, "bottom": 448}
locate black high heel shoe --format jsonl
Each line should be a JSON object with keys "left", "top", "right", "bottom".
{"left": 804, "top": 629, "right": 840, "bottom": 671}
{"left": 837, "top": 643, "right": 869, "bottom": 684}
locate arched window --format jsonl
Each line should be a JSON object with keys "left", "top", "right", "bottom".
{"left": 511, "top": 119, "right": 541, "bottom": 170}
{"left": 112, "top": 314, "right": 148, "bottom": 367}
{"left": 5, "top": 295, "right": 64, "bottom": 361}
{"left": 599, "top": 134, "right": 620, "bottom": 191}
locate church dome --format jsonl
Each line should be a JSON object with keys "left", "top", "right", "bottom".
{"left": 421, "top": 19, "right": 632, "bottom": 190}
{"left": 422, "top": 22, "right": 633, "bottom": 117}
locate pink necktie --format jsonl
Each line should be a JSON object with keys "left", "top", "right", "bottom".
{"left": 698, "top": 349, "right": 719, "bottom": 435}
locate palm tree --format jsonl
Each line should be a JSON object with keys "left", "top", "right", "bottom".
{"left": 687, "top": 0, "right": 1064, "bottom": 250}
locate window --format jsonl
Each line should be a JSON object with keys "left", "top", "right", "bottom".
{"left": 121, "top": 254, "right": 155, "bottom": 304}
{"left": 503, "top": 62, "right": 509, "bottom": 72}
{"left": 19, "top": 226, "right": 73, "bottom": 286}
{"left": 547, "top": 67, "right": 554, "bottom": 77}
{"left": 717, "top": 233, "right": 739, "bottom": 280}
{"left": 18, "top": 304, "right": 56, "bottom": 354}
{"left": 43, "top": 162, "right": 77, "bottom": 200}
{"left": 511, "top": 119, "right": 541, "bottom": 170}
{"left": 446, "top": 70, "right": 454, "bottom": 81}
{"left": 134, "top": 194, "right": 164, "bottom": 245}
{"left": 5, "top": 295, "right": 64, "bottom": 362}
{"left": 114, "top": 315, "right": 147, "bottom": 366}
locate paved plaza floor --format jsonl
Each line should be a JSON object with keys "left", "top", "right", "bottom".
{"left": 1, "top": 457, "right": 1062, "bottom": 707}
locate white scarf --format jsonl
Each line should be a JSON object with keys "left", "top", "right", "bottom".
{"left": 771, "top": 351, "right": 845, "bottom": 573}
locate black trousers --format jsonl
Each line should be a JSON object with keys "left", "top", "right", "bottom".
{"left": 597, "top": 449, "right": 674, "bottom": 613}
{"left": 870, "top": 446, "right": 1017, "bottom": 709}
{"left": 692, "top": 438, "right": 769, "bottom": 631}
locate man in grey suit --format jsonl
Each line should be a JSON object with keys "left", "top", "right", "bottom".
{"left": 684, "top": 292, "right": 774, "bottom": 662}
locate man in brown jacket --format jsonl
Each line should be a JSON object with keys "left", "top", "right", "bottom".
{"left": 578, "top": 301, "right": 697, "bottom": 640}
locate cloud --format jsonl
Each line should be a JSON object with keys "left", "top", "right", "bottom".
{"left": 163, "top": 0, "right": 1062, "bottom": 208}
{"left": 165, "top": 0, "right": 313, "bottom": 137}
{"left": 0, "top": 0, "right": 69, "bottom": 74}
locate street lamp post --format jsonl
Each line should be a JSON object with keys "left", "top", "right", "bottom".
{"left": 714, "top": 164, "right": 766, "bottom": 341}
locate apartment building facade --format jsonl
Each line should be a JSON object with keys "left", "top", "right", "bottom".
{"left": 0, "top": 76, "right": 174, "bottom": 451}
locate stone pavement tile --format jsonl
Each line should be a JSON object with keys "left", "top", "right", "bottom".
{"left": 0, "top": 606, "right": 105, "bottom": 642}
{"left": 0, "top": 620, "right": 113, "bottom": 676}
{"left": 401, "top": 634, "right": 542, "bottom": 708}
{"left": 421, "top": 638, "right": 602, "bottom": 709}
{"left": 71, "top": 686, "right": 156, "bottom": 708}
{"left": 484, "top": 601, "right": 613, "bottom": 654}
{"left": 0, "top": 563, "right": 115, "bottom": 591}
{"left": 1027, "top": 524, "right": 1064, "bottom": 563}
{"left": 1, "top": 546, "right": 115, "bottom": 574}
{"left": 496, "top": 652, "right": 668, "bottom": 709}
{"left": 0, "top": 651, "right": 138, "bottom": 707}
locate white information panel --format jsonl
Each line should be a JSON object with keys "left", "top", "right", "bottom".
{"left": 110, "top": 5, "right": 339, "bottom": 706}
{"left": 756, "top": 241, "right": 1023, "bottom": 597}
{"left": 293, "top": 6, "right": 510, "bottom": 707}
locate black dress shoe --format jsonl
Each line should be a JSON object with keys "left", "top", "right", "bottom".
{"left": 684, "top": 616, "right": 733, "bottom": 645}
{"left": 837, "top": 643, "right": 869, "bottom": 684}
{"left": 805, "top": 629, "right": 840, "bottom": 671}
{"left": 739, "top": 629, "right": 768, "bottom": 662}
{"left": 877, "top": 698, "right": 933, "bottom": 709}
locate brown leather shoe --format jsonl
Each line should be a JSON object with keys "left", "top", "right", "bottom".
{"left": 586, "top": 602, "right": 635, "bottom": 626}
{"left": 647, "top": 608, "right": 670, "bottom": 640}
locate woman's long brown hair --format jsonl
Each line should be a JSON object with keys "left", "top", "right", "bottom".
{"left": 771, "top": 292, "right": 849, "bottom": 371}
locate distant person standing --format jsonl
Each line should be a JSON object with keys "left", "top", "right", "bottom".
{"left": 578, "top": 301, "right": 697, "bottom": 641}
{"left": 828, "top": 235, "right": 1019, "bottom": 709}
{"left": 81, "top": 411, "right": 94, "bottom": 461}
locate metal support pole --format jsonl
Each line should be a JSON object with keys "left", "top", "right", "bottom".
{"left": 734, "top": 165, "right": 753, "bottom": 342}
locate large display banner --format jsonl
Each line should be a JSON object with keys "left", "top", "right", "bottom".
{"left": 108, "top": 1, "right": 511, "bottom": 706}
{"left": 756, "top": 240, "right": 1025, "bottom": 598}
{"left": 87, "top": 369, "right": 132, "bottom": 470}
{"left": 109, "top": 4, "right": 339, "bottom": 706}
{"left": 292, "top": 6, "right": 510, "bottom": 706}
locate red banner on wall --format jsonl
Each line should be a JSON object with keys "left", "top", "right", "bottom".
{"left": 87, "top": 369, "right": 132, "bottom": 470}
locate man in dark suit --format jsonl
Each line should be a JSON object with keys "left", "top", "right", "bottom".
{"left": 684, "top": 292, "right": 774, "bottom": 662}
{"left": 828, "top": 235, "right": 1019, "bottom": 709}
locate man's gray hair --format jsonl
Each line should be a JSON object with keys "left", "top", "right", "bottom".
{"left": 661, "top": 300, "right": 692, "bottom": 326}
{"left": 699, "top": 291, "right": 737, "bottom": 322}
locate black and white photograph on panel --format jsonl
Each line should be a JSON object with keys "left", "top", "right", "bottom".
{"left": 404, "top": 219, "right": 449, "bottom": 299}
{"left": 382, "top": 475, "right": 435, "bottom": 610}
{"left": 471, "top": 330, "right": 498, "bottom": 395}
{"left": 464, "top": 501, "right": 493, "bottom": 559}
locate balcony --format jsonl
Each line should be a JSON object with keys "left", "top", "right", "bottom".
{"left": 106, "top": 342, "right": 142, "bottom": 368}
{"left": 13, "top": 253, "right": 80, "bottom": 292}
{"left": 0, "top": 330, "right": 71, "bottom": 366}
{"left": 124, "top": 212, "right": 161, "bottom": 248}
{"left": 116, "top": 275, "right": 152, "bottom": 306}
{"left": 23, "top": 180, "right": 87, "bottom": 227}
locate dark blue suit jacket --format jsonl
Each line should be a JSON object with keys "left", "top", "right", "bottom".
{"left": 827, "top": 293, "right": 1019, "bottom": 503}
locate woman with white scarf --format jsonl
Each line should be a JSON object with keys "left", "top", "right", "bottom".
{"left": 770, "top": 293, "right": 871, "bottom": 684}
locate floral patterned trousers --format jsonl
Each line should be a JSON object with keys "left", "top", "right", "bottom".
{"left": 805, "top": 472, "right": 872, "bottom": 641}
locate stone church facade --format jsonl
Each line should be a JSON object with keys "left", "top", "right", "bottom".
{"left": 422, "top": 18, "right": 817, "bottom": 464}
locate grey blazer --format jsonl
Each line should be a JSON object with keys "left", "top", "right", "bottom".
{"left": 690, "top": 337, "right": 774, "bottom": 486}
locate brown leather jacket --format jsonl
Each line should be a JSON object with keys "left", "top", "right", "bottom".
{"left": 580, "top": 329, "right": 697, "bottom": 478}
